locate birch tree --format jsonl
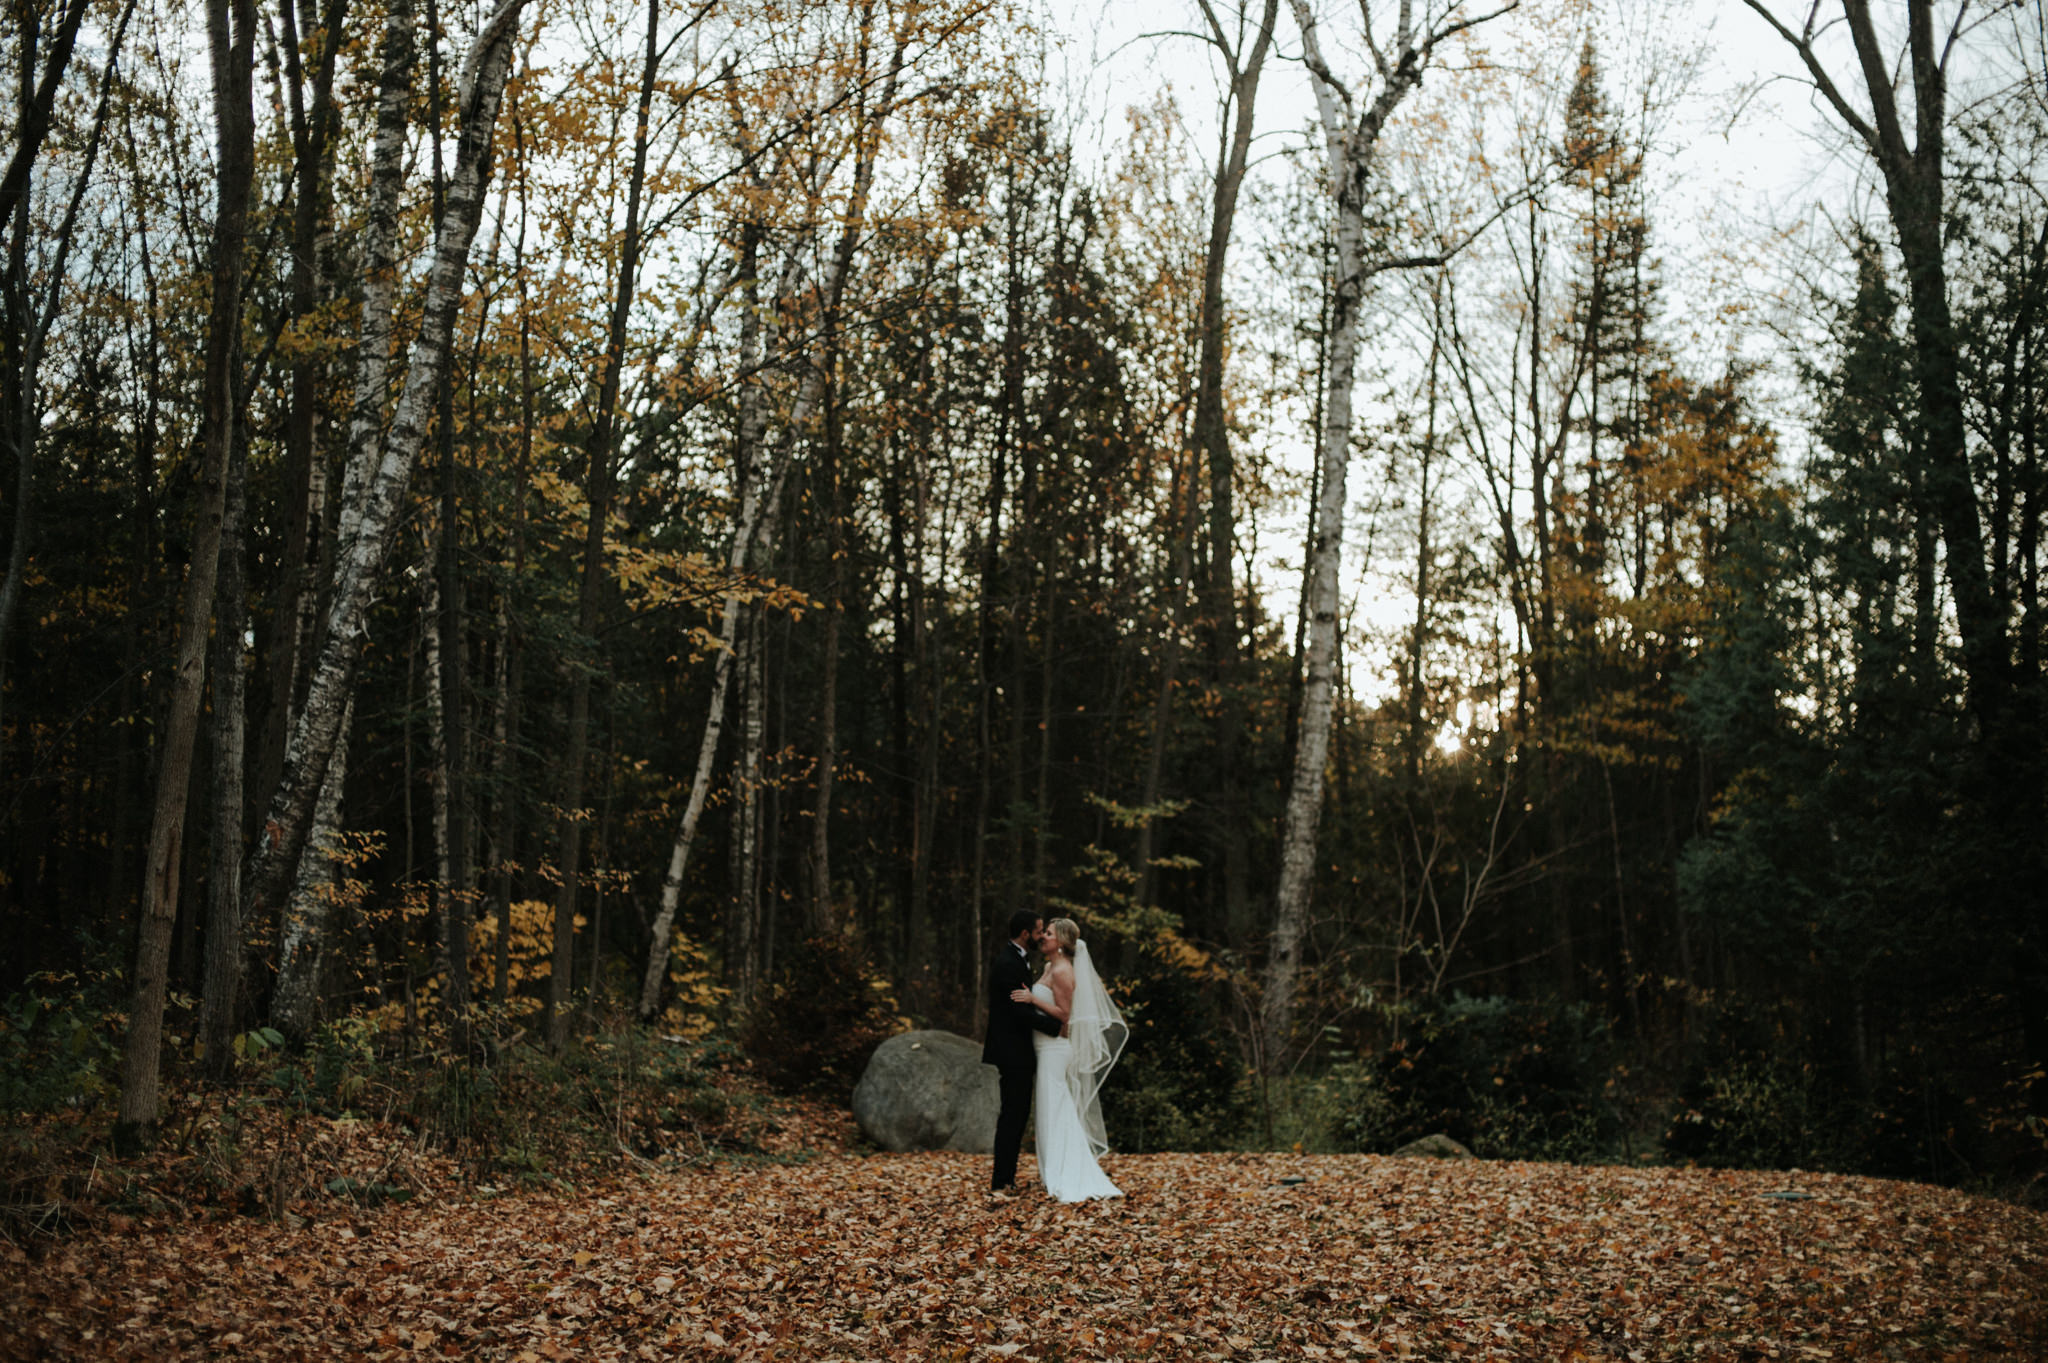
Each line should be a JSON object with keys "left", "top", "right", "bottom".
{"left": 1263, "top": 0, "right": 1514, "bottom": 1066}
{"left": 251, "top": 0, "right": 351, "bottom": 827}
{"left": 265, "top": 0, "right": 414, "bottom": 1032}
{"left": 545, "top": 0, "right": 689, "bottom": 1050}
{"left": 243, "top": 0, "right": 529, "bottom": 968}
{"left": 637, "top": 4, "right": 910, "bottom": 1020}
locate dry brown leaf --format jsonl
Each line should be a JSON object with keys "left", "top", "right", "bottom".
{"left": 4, "top": 1150, "right": 2045, "bottom": 1360}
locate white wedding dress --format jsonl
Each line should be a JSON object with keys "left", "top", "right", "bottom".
{"left": 1032, "top": 979, "right": 1123, "bottom": 1202}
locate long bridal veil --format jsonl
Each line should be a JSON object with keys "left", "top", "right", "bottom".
{"left": 1066, "top": 940, "right": 1129, "bottom": 1158}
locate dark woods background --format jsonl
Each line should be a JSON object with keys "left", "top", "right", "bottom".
{"left": 3, "top": 0, "right": 2045, "bottom": 1195}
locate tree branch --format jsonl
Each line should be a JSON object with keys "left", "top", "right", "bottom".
{"left": 1420, "top": 0, "right": 1519, "bottom": 59}
{"left": 1194, "top": 0, "right": 1241, "bottom": 78}
{"left": 1291, "top": 0, "right": 1357, "bottom": 115}
{"left": 0, "top": 0, "right": 93, "bottom": 234}
{"left": 1740, "top": 0, "right": 1883, "bottom": 153}
{"left": 1841, "top": 0, "right": 1914, "bottom": 167}
{"left": 1360, "top": 0, "right": 1392, "bottom": 81}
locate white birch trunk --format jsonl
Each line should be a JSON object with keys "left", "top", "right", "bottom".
{"left": 729, "top": 611, "right": 766, "bottom": 1011}
{"left": 422, "top": 553, "right": 465, "bottom": 1038}
{"left": 332, "top": 0, "right": 413, "bottom": 570}
{"left": 632, "top": 294, "right": 838, "bottom": 1019}
{"left": 272, "top": 697, "right": 353, "bottom": 1037}
{"left": 636, "top": 31, "right": 907, "bottom": 1018}
{"left": 634, "top": 246, "right": 789, "bottom": 1019}
{"left": 1263, "top": 0, "right": 1506, "bottom": 1066}
{"left": 243, "top": 0, "right": 527, "bottom": 937}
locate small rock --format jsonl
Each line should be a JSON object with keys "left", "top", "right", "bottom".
{"left": 1389, "top": 1133, "right": 1475, "bottom": 1160}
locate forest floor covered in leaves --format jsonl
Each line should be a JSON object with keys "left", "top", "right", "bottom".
{"left": 4, "top": 1102, "right": 2046, "bottom": 1362}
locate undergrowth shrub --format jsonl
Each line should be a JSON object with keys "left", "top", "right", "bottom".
{"left": 1658, "top": 999, "right": 2007, "bottom": 1181}
{"left": 1, "top": 972, "right": 122, "bottom": 1115}
{"left": 741, "top": 935, "right": 904, "bottom": 1098}
{"left": 1664, "top": 1049, "right": 1841, "bottom": 1172}
{"left": 1665, "top": 1000, "right": 1866, "bottom": 1174}
{"left": 260, "top": 1016, "right": 379, "bottom": 1112}
{"left": 1660, "top": 1001, "right": 1887, "bottom": 1176}
{"left": 0, "top": 965, "right": 828, "bottom": 1243}
{"left": 1098, "top": 937, "right": 1249, "bottom": 1153}
{"left": 1345, "top": 994, "right": 1619, "bottom": 1162}
{"left": 0, "top": 1121, "right": 96, "bottom": 1240}
{"left": 0, "top": 970, "right": 128, "bottom": 1240}
{"left": 403, "top": 1030, "right": 757, "bottom": 1176}
{"left": 225, "top": 1014, "right": 770, "bottom": 1181}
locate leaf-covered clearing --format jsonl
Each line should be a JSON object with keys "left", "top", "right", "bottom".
{"left": 7, "top": 1139, "right": 2045, "bottom": 1360}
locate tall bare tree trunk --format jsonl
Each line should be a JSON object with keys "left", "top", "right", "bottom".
{"left": 272, "top": 698, "right": 352, "bottom": 1037}
{"left": 1192, "top": 0, "right": 1278, "bottom": 938}
{"left": 800, "top": 12, "right": 901, "bottom": 938}
{"left": 116, "top": 0, "right": 255, "bottom": 1145}
{"left": 242, "top": 0, "right": 526, "bottom": 943}
{"left": 808, "top": 370, "right": 845, "bottom": 938}
{"left": 422, "top": 551, "right": 474, "bottom": 1050}
{"left": 635, "top": 227, "right": 778, "bottom": 1020}
{"left": 435, "top": 496, "right": 473, "bottom": 1051}
{"left": 1403, "top": 284, "right": 1441, "bottom": 783}
{"left": 490, "top": 348, "right": 531, "bottom": 1009}
{"left": 547, "top": 0, "right": 662, "bottom": 1047}
{"left": 729, "top": 611, "right": 767, "bottom": 1010}
{"left": 883, "top": 430, "right": 914, "bottom": 952}
{"left": 487, "top": 101, "right": 536, "bottom": 1009}
{"left": 496, "top": 343, "right": 532, "bottom": 1008}
{"left": 423, "top": 0, "right": 474, "bottom": 1057}
{"left": 253, "top": 0, "right": 348, "bottom": 820}
{"left": 112, "top": 147, "right": 163, "bottom": 932}
{"left": 488, "top": 585, "right": 520, "bottom": 1005}
{"left": 1134, "top": 450, "right": 1197, "bottom": 909}
{"left": 638, "top": 23, "right": 905, "bottom": 1016}
{"left": 972, "top": 151, "right": 1026, "bottom": 943}
{"left": 258, "top": 0, "right": 411, "bottom": 1028}
{"left": 0, "top": 0, "right": 97, "bottom": 759}
{"left": 546, "top": 688, "right": 591, "bottom": 1045}
{"left": 1263, "top": 0, "right": 1510, "bottom": 1069}
{"left": 198, "top": 430, "right": 250, "bottom": 1078}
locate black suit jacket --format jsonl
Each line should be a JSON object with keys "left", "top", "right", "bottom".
{"left": 982, "top": 942, "right": 1060, "bottom": 1069}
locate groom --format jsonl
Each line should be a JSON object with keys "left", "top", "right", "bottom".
{"left": 983, "top": 909, "right": 1062, "bottom": 1195}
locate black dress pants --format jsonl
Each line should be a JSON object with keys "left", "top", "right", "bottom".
{"left": 991, "top": 1062, "right": 1034, "bottom": 1189}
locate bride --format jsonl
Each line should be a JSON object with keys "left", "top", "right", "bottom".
{"left": 1009, "top": 917, "right": 1128, "bottom": 1202}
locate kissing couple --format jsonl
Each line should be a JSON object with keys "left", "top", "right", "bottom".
{"left": 981, "top": 911, "right": 1129, "bottom": 1202}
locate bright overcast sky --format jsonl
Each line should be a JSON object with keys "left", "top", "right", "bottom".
{"left": 1024, "top": 0, "right": 1880, "bottom": 700}
{"left": 1035, "top": 0, "right": 1866, "bottom": 305}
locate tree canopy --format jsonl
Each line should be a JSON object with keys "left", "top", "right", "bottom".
{"left": 2, "top": 0, "right": 2043, "bottom": 1187}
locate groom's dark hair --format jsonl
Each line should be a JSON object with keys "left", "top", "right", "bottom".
{"left": 1006, "top": 910, "right": 1041, "bottom": 940}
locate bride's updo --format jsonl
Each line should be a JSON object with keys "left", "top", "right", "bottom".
{"left": 1048, "top": 918, "right": 1080, "bottom": 956}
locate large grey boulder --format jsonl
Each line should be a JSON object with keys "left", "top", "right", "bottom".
{"left": 852, "top": 1030, "right": 1000, "bottom": 1153}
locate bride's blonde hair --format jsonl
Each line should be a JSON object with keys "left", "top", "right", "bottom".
{"left": 1047, "top": 918, "right": 1080, "bottom": 955}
